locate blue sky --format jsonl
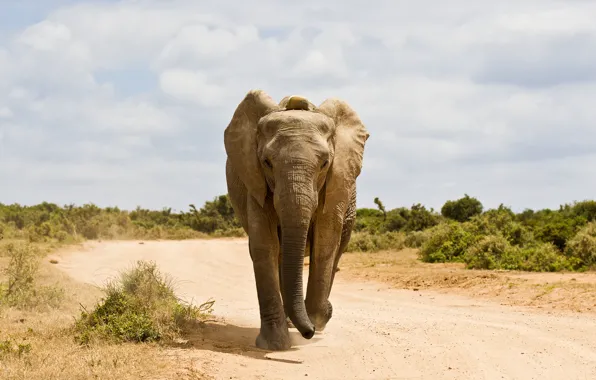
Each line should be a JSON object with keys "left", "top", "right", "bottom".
{"left": 1, "top": 0, "right": 595, "bottom": 212}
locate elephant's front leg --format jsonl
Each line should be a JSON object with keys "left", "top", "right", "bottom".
{"left": 305, "top": 209, "right": 344, "bottom": 332}
{"left": 247, "top": 196, "right": 290, "bottom": 351}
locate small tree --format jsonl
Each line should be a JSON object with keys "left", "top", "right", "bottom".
{"left": 374, "top": 197, "right": 386, "bottom": 220}
{"left": 405, "top": 204, "right": 440, "bottom": 232}
{"left": 441, "top": 194, "right": 483, "bottom": 223}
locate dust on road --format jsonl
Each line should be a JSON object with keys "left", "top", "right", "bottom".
{"left": 54, "top": 239, "right": 596, "bottom": 380}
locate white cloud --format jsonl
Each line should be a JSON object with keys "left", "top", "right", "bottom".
{"left": 495, "top": 6, "right": 596, "bottom": 35}
{"left": 88, "top": 99, "right": 181, "bottom": 133}
{"left": 159, "top": 69, "right": 227, "bottom": 107}
{"left": 0, "top": 107, "right": 13, "bottom": 119}
{"left": 18, "top": 20, "right": 72, "bottom": 51}
{"left": 156, "top": 24, "right": 259, "bottom": 69}
{"left": 0, "top": 0, "right": 595, "bottom": 212}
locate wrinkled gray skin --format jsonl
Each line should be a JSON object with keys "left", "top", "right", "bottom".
{"left": 223, "top": 90, "right": 369, "bottom": 351}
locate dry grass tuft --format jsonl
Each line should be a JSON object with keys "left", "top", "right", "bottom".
{"left": 0, "top": 241, "right": 64, "bottom": 311}
{"left": 72, "top": 260, "right": 214, "bottom": 345}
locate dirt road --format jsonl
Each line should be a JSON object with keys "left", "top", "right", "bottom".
{"left": 54, "top": 239, "right": 596, "bottom": 380}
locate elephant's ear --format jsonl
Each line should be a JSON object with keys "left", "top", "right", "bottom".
{"left": 317, "top": 98, "right": 370, "bottom": 213}
{"left": 224, "top": 90, "right": 280, "bottom": 208}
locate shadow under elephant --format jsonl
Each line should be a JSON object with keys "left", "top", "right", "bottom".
{"left": 167, "top": 320, "right": 323, "bottom": 363}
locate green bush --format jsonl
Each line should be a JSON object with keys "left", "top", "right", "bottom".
{"left": 517, "top": 243, "right": 579, "bottom": 272}
{"left": 515, "top": 208, "right": 586, "bottom": 250}
{"left": 73, "top": 261, "right": 214, "bottom": 345}
{"left": 353, "top": 208, "right": 385, "bottom": 233}
{"left": 468, "top": 209, "right": 534, "bottom": 247}
{"left": 462, "top": 236, "right": 577, "bottom": 272}
{"left": 563, "top": 200, "right": 596, "bottom": 222}
{"left": 346, "top": 231, "right": 406, "bottom": 253}
{"left": 418, "top": 222, "right": 478, "bottom": 263}
{"left": 463, "top": 234, "right": 513, "bottom": 270}
{"left": 404, "top": 204, "right": 441, "bottom": 232}
{"left": 384, "top": 209, "right": 408, "bottom": 232}
{"left": 533, "top": 218, "right": 581, "bottom": 251}
{"left": 441, "top": 194, "right": 483, "bottom": 222}
{"left": 353, "top": 204, "right": 441, "bottom": 234}
{"left": 565, "top": 222, "right": 596, "bottom": 268}
{"left": 404, "top": 230, "right": 429, "bottom": 248}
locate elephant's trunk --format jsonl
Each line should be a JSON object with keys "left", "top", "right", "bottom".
{"left": 280, "top": 223, "right": 315, "bottom": 339}
{"left": 276, "top": 165, "right": 317, "bottom": 340}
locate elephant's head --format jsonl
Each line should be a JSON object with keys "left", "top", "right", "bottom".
{"left": 224, "top": 90, "right": 369, "bottom": 339}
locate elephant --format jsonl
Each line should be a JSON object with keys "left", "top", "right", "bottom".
{"left": 223, "top": 89, "right": 369, "bottom": 351}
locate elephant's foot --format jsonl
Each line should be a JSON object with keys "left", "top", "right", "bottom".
{"left": 255, "top": 320, "right": 291, "bottom": 351}
{"left": 307, "top": 300, "right": 333, "bottom": 332}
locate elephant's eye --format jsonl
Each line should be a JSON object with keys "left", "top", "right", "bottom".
{"left": 264, "top": 159, "right": 273, "bottom": 169}
{"left": 321, "top": 160, "right": 329, "bottom": 169}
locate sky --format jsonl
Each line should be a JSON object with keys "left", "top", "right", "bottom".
{"left": 1, "top": 0, "right": 595, "bottom": 213}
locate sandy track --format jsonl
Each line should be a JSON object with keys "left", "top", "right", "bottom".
{"left": 54, "top": 239, "right": 596, "bottom": 380}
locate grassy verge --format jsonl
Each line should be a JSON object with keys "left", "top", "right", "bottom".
{"left": 0, "top": 241, "right": 65, "bottom": 311}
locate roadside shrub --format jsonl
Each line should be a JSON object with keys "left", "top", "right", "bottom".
{"left": 347, "top": 231, "right": 405, "bottom": 253}
{"left": 0, "top": 242, "right": 40, "bottom": 304}
{"left": 441, "top": 194, "right": 483, "bottom": 222}
{"left": 466, "top": 207, "right": 535, "bottom": 247}
{"left": 404, "top": 230, "right": 429, "bottom": 248}
{"left": 463, "top": 237, "right": 577, "bottom": 272}
{"left": 353, "top": 208, "right": 385, "bottom": 233}
{"left": 463, "top": 234, "right": 513, "bottom": 270}
{"left": 404, "top": 204, "right": 441, "bottom": 232}
{"left": 518, "top": 243, "right": 579, "bottom": 272}
{"left": 383, "top": 209, "right": 408, "bottom": 232}
{"left": 73, "top": 261, "right": 214, "bottom": 345}
{"left": 533, "top": 219, "right": 579, "bottom": 251}
{"left": 418, "top": 222, "right": 478, "bottom": 263}
{"left": 567, "top": 200, "right": 596, "bottom": 222}
{"left": 468, "top": 206, "right": 514, "bottom": 235}
{"left": 516, "top": 208, "right": 586, "bottom": 251}
{"left": 0, "top": 241, "right": 64, "bottom": 309}
{"left": 565, "top": 222, "right": 596, "bottom": 268}
{"left": 211, "top": 227, "right": 246, "bottom": 238}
